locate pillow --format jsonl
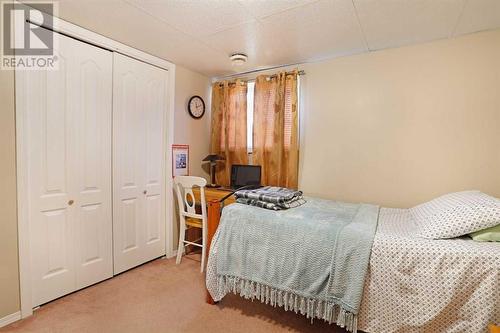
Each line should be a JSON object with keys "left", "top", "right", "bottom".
{"left": 410, "top": 191, "right": 500, "bottom": 239}
{"left": 469, "top": 224, "right": 500, "bottom": 242}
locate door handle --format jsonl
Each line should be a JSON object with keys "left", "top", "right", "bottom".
{"left": 143, "top": 190, "right": 147, "bottom": 195}
{"left": 68, "top": 199, "right": 74, "bottom": 206}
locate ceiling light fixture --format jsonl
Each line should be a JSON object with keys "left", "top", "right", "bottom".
{"left": 229, "top": 53, "right": 248, "bottom": 66}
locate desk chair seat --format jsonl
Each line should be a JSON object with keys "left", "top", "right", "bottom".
{"left": 185, "top": 217, "right": 203, "bottom": 228}
{"left": 174, "top": 176, "right": 207, "bottom": 272}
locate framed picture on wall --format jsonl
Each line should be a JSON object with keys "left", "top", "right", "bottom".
{"left": 172, "top": 144, "right": 190, "bottom": 177}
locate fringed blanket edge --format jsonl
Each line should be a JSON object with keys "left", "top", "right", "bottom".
{"left": 217, "top": 275, "right": 358, "bottom": 333}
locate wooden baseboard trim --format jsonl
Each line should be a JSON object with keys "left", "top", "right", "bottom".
{"left": 0, "top": 311, "right": 21, "bottom": 328}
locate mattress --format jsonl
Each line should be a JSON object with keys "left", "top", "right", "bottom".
{"left": 206, "top": 207, "right": 500, "bottom": 333}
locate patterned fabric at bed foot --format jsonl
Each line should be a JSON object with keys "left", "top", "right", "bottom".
{"left": 358, "top": 208, "right": 500, "bottom": 333}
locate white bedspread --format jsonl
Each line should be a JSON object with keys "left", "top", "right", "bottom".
{"left": 206, "top": 207, "right": 500, "bottom": 333}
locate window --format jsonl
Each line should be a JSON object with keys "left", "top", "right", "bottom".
{"left": 211, "top": 73, "right": 299, "bottom": 187}
{"left": 246, "top": 80, "right": 255, "bottom": 153}
{"left": 246, "top": 77, "right": 299, "bottom": 155}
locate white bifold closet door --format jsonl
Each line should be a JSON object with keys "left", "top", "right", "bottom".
{"left": 113, "top": 53, "right": 167, "bottom": 274}
{"left": 24, "top": 32, "right": 113, "bottom": 306}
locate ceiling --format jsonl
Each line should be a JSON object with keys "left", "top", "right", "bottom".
{"left": 27, "top": 0, "right": 500, "bottom": 77}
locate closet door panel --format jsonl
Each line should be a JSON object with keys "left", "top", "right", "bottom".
{"left": 27, "top": 41, "right": 76, "bottom": 306}
{"left": 143, "top": 70, "right": 166, "bottom": 257}
{"left": 120, "top": 72, "right": 144, "bottom": 193}
{"left": 72, "top": 40, "right": 113, "bottom": 289}
{"left": 113, "top": 53, "right": 166, "bottom": 273}
{"left": 113, "top": 54, "right": 147, "bottom": 273}
{"left": 122, "top": 198, "right": 140, "bottom": 250}
{"left": 145, "top": 195, "right": 161, "bottom": 244}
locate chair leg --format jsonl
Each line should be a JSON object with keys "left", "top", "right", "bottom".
{"left": 176, "top": 221, "right": 185, "bottom": 265}
{"left": 200, "top": 224, "right": 207, "bottom": 273}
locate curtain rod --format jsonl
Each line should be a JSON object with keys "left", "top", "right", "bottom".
{"left": 215, "top": 61, "right": 305, "bottom": 79}
{"left": 269, "top": 70, "right": 305, "bottom": 77}
{"left": 216, "top": 70, "right": 305, "bottom": 86}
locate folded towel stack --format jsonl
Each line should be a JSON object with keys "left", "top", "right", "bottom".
{"left": 234, "top": 186, "right": 306, "bottom": 210}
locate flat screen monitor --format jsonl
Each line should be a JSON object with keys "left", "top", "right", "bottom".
{"left": 230, "top": 165, "right": 261, "bottom": 189}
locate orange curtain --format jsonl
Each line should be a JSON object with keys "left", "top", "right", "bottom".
{"left": 253, "top": 71, "right": 299, "bottom": 189}
{"left": 210, "top": 80, "right": 248, "bottom": 186}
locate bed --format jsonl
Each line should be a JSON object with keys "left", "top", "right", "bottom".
{"left": 205, "top": 198, "right": 500, "bottom": 333}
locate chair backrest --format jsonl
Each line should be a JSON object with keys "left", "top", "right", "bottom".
{"left": 174, "top": 176, "right": 207, "bottom": 220}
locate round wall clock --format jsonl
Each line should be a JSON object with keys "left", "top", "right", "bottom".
{"left": 188, "top": 95, "right": 205, "bottom": 119}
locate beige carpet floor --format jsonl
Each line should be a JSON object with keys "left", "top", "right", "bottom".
{"left": 2, "top": 255, "right": 352, "bottom": 333}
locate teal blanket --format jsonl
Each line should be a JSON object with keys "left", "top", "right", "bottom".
{"left": 215, "top": 197, "right": 379, "bottom": 332}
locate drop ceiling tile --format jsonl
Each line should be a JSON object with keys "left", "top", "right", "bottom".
{"left": 237, "top": 0, "right": 319, "bottom": 19}
{"left": 47, "top": 0, "right": 191, "bottom": 60}
{"left": 258, "top": 0, "right": 367, "bottom": 62}
{"left": 354, "top": 0, "right": 465, "bottom": 51}
{"left": 204, "top": 20, "right": 297, "bottom": 72}
{"left": 127, "top": 0, "right": 255, "bottom": 37}
{"left": 454, "top": 0, "right": 500, "bottom": 36}
{"left": 158, "top": 36, "right": 231, "bottom": 76}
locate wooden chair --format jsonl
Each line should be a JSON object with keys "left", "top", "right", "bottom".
{"left": 174, "top": 176, "right": 207, "bottom": 272}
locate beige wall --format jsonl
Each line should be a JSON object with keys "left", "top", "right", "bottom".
{"left": 298, "top": 29, "right": 500, "bottom": 207}
{"left": 172, "top": 65, "right": 211, "bottom": 250}
{"left": 173, "top": 66, "right": 211, "bottom": 180}
{"left": 0, "top": 70, "right": 21, "bottom": 318}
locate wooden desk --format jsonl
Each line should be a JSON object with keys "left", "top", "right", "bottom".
{"left": 192, "top": 187, "right": 236, "bottom": 205}
{"left": 192, "top": 187, "right": 235, "bottom": 304}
